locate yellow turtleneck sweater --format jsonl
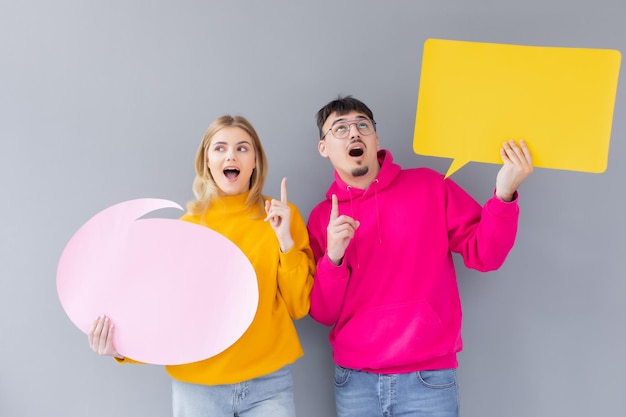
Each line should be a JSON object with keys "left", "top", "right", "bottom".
{"left": 156, "top": 191, "right": 315, "bottom": 385}
{"left": 118, "top": 191, "right": 314, "bottom": 383}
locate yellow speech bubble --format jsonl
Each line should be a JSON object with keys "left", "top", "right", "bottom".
{"left": 413, "top": 39, "right": 621, "bottom": 178}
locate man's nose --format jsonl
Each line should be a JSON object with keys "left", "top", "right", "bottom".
{"left": 348, "top": 123, "right": 360, "bottom": 137}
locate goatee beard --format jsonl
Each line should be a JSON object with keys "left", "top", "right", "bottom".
{"left": 351, "top": 166, "right": 369, "bottom": 177}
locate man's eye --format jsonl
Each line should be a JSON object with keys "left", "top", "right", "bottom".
{"left": 334, "top": 124, "right": 348, "bottom": 133}
{"left": 357, "top": 122, "right": 369, "bottom": 129}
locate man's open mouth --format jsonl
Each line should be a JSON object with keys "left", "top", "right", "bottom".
{"left": 349, "top": 147, "right": 364, "bottom": 157}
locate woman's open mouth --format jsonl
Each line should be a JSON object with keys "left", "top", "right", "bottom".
{"left": 224, "top": 168, "right": 240, "bottom": 180}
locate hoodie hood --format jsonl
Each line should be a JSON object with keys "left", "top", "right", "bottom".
{"left": 325, "top": 149, "right": 401, "bottom": 201}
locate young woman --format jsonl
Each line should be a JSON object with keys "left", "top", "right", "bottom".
{"left": 88, "top": 115, "right": 315, "bottom": 417}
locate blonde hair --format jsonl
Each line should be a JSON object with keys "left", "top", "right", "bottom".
{"left": 186, "top": 115, "right": 268, "bottom": 216}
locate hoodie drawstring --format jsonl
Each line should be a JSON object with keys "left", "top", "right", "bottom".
{"left": 346, "top": 179, "right": 382, "bottom": 270}
{"left": 346, "top": 185, "right": 359, "bottom": 269}
{"left": 372, "top": 179, "right": 382, "bottom": 245}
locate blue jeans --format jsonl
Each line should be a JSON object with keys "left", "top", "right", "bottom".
{"left": 334, "top": 366, "right": 459, "bottom": 417}
{"left": 172, "top": 365, "right": 296, "bottom": 417}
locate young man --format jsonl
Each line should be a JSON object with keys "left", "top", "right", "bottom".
{"left": 307, "top": 96, "right": 533, "bottom": 417}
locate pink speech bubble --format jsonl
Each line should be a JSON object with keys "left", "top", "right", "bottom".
{"left": 57, "top": 199, "right": 258, "bottom": 365}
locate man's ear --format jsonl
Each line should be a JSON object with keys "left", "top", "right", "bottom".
{"left": 318, "top": 140, "right": 329, "bottom": 158}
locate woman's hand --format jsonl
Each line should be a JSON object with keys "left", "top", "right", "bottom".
{"left": 265, "top": 177, "right": 294, "bottom": 252}
{"left": 88, "top": 315, "right": 124, "bottom": 359}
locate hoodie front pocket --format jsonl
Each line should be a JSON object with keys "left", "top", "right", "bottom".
{"left": 333, "top": 300, "right": 458, "bottom": 369}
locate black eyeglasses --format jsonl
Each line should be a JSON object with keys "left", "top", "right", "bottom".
{"left": 321, "top": 118, "right": 376, "bottom": 140}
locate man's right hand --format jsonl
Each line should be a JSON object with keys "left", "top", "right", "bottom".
{"left": 326, "top": 194, "right": 359, "bottom": 266}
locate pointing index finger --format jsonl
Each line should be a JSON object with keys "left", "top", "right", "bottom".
{"left": 281, "top": 177, "right": 288, "bottom": 204}
{"left": 330, "top": 194, "right": 338, "bottom": 222}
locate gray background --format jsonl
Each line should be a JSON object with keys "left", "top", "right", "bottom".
{"left": 1, "top": 1, "right": 624, "bottom": 416}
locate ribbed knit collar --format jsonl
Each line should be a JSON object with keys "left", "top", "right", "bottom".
{"left": 212, "top": 190, "right": 253, "bottom": 213}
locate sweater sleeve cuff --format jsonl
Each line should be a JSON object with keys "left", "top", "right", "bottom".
{"left": 318, "top": 253, "right": 350, "bottom": 279}
{"left": 279, "top": 246, "right": 301, "bottom": 270}
{"left": 114, "top": 356, "right": 143, "bottom": 364}
{"left": 486, "top": 189, "right": 519, "bottom": 216}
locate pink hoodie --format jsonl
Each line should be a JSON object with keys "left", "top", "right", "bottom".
{"left": 307, "top": 150, "right": 519, "bottom": 373}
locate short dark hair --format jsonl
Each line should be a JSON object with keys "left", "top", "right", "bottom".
{"left": 315, "top": 95, "right": 375, "bottom": 138}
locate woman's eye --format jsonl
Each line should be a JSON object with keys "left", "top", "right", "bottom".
{"left": 237, "top": 146, "right": 248, "bottom": 152}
